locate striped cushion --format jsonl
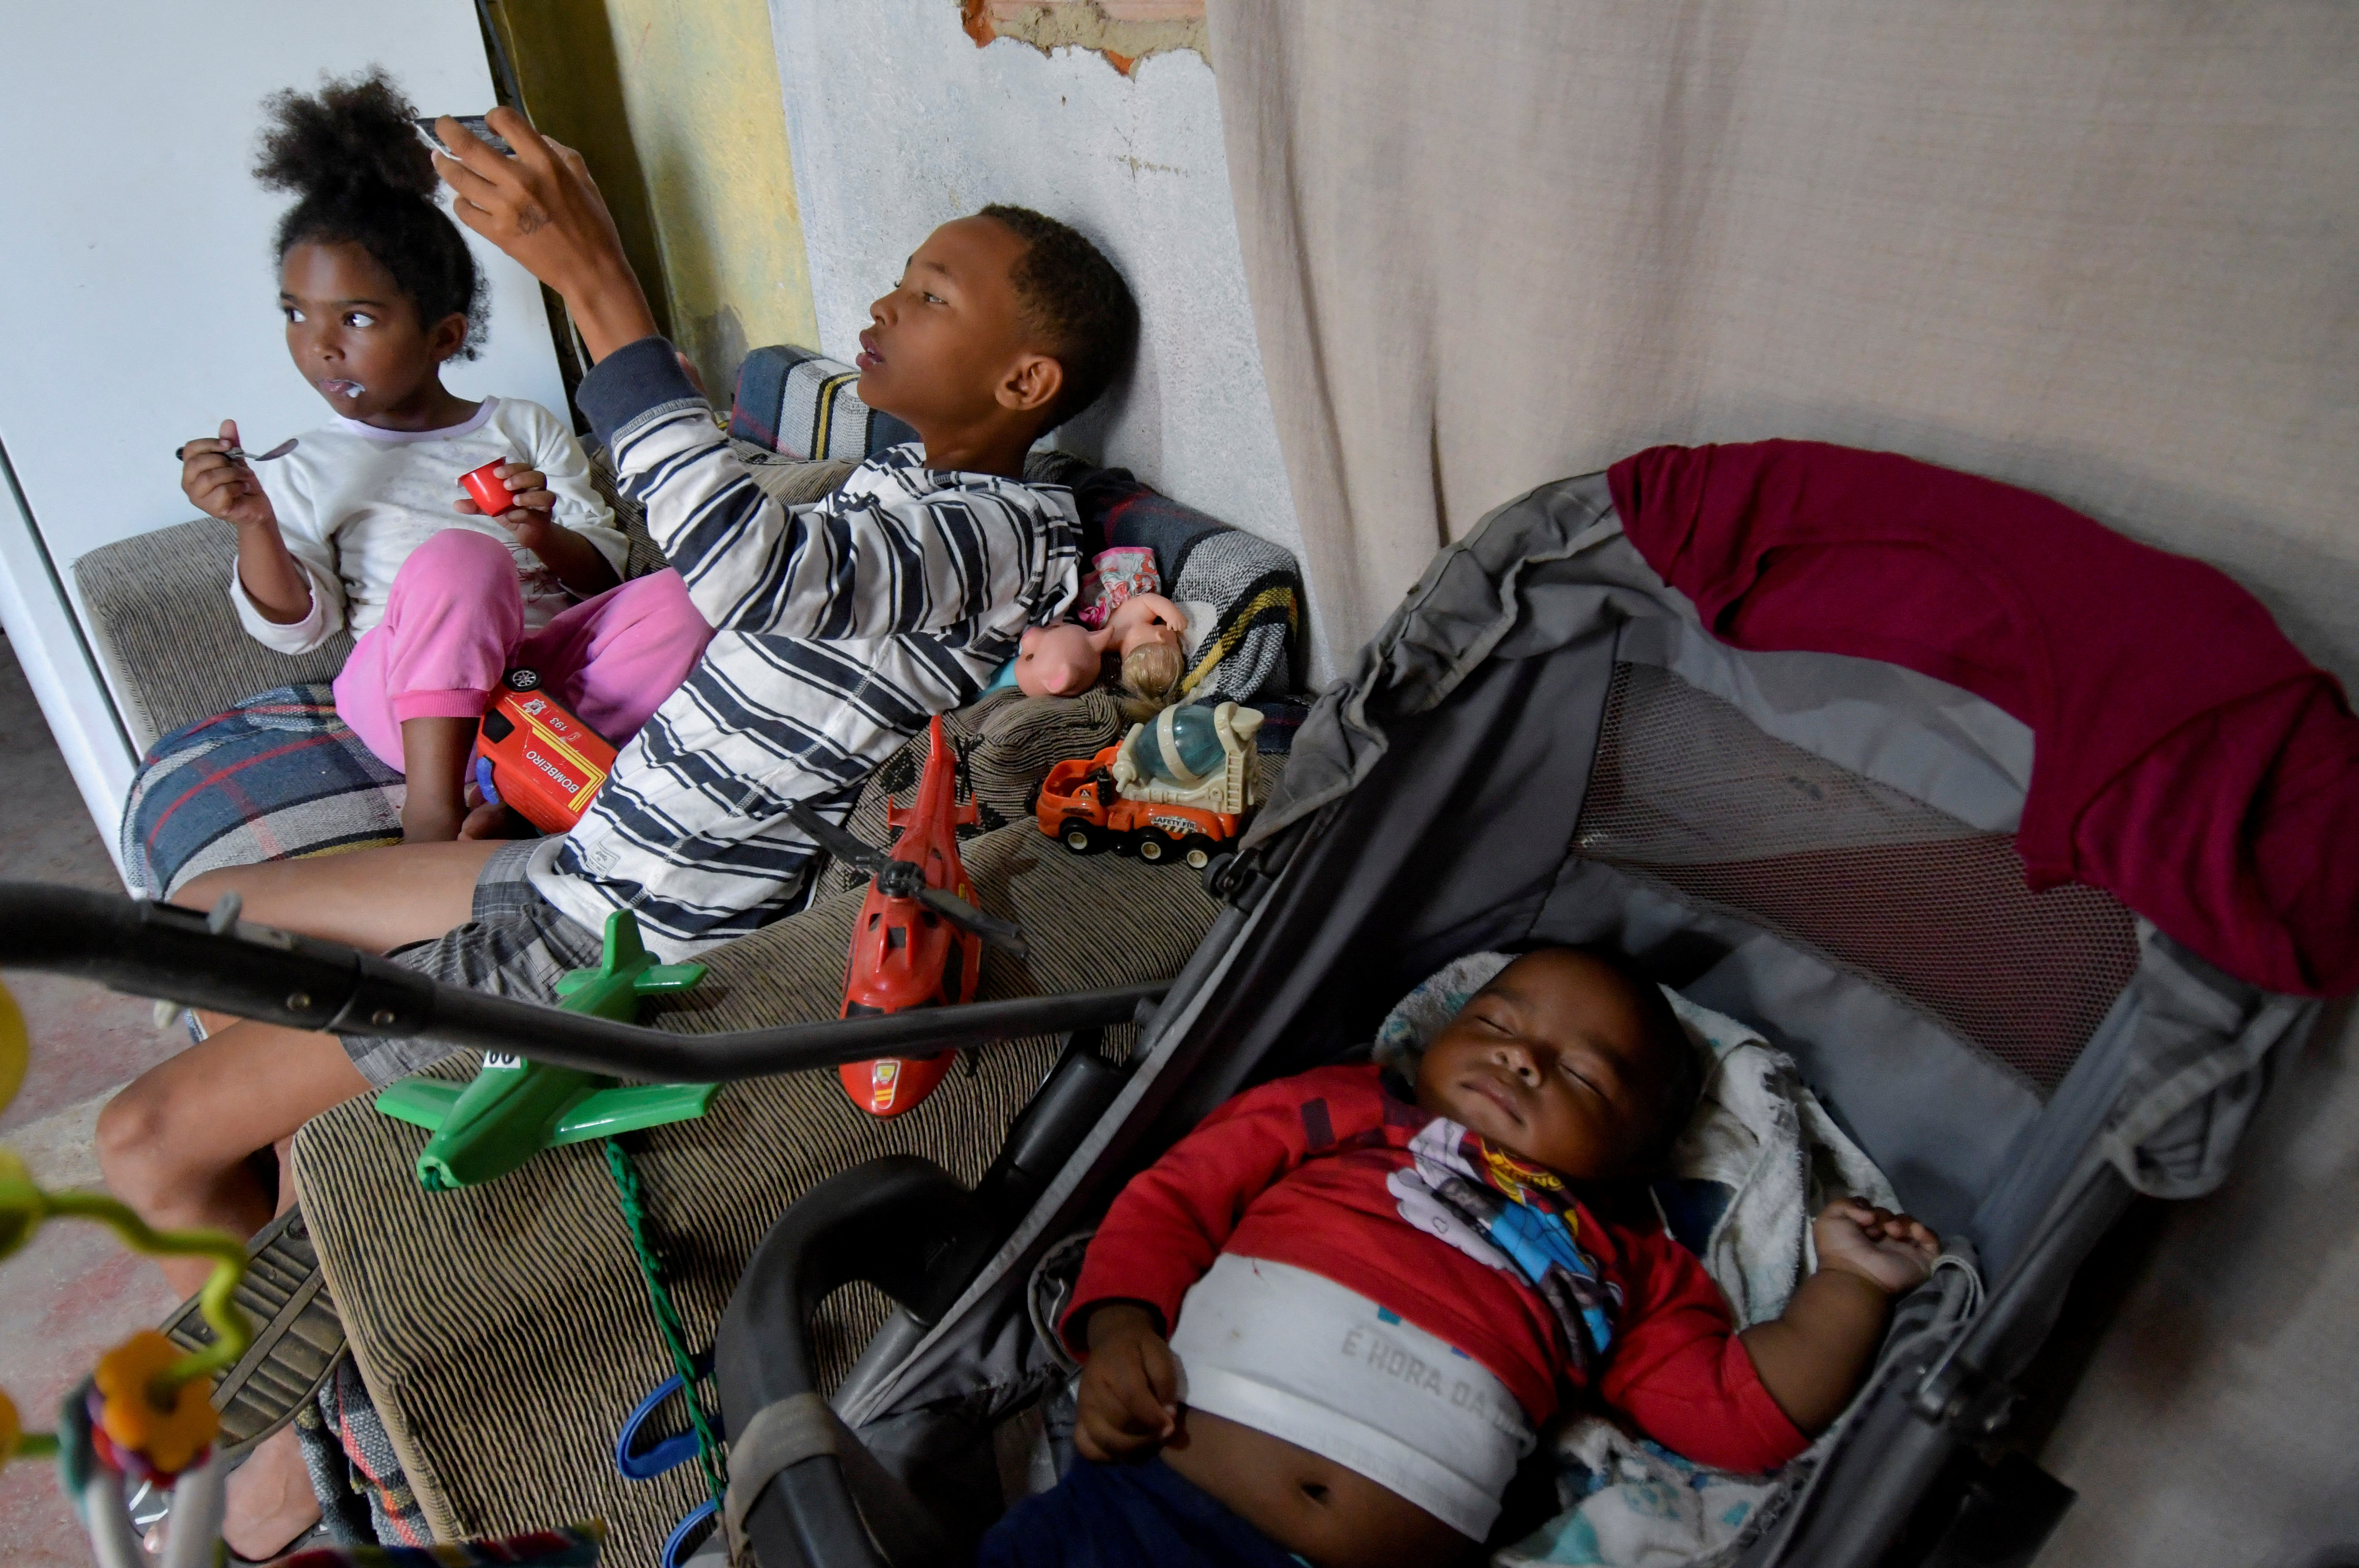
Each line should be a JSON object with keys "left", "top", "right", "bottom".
{"left": 75, "top": 519, "right": 355, "bottom": 754}
{"left": 728, "top": 345, "right": 920, "bottom": 462}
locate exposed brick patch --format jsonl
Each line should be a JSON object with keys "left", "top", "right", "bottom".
{"left": 960, "top": 0, "right": 1208, "bottom": 75}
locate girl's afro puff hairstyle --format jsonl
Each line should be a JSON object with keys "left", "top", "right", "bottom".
{"left": 255, "top": 67, "right": 487, "bottom": 359}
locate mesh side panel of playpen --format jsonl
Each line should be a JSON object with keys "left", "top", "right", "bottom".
{"left": 1573, "top": 662, "right": 2139, "bottom": 1096}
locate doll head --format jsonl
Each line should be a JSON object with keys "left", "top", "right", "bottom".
{"left": 1103, "top": 594, "right": 1189, "bottom": 715}
{"left": 1014, "top": 622, "right": 1106, "bottom": 698}
{"left": 1117, "top": 640, "right": 1186, "bottom": 715}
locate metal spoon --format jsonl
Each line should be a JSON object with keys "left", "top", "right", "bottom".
{"left": 172, "top": 437, "right": 299, "bottom": 464}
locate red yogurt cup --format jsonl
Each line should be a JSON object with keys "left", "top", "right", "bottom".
{"left": 461, "top": 460, "right": 516, "bottom": 515}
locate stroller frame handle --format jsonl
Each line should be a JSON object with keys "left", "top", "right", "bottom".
{"left": 0, "top": 882, "right": 1165, "bottom": 1080}
{"left": 717, "top": 1155, "right": 981, "bottom": 1568}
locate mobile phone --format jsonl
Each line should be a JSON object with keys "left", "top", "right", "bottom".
{"left": 415, "top": 115, "right": 515, "bottom": 157}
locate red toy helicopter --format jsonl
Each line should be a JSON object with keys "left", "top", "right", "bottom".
{"left": 784, "top": 716, "right": 1028, "bottom": 1117}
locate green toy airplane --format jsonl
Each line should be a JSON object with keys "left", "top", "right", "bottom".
{"left": 374, "top": 910, "right": 718, "bottom": 1191}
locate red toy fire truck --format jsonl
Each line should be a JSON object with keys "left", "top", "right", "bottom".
{"left": 473, "top": 669, "right": 616, "bottom": 833}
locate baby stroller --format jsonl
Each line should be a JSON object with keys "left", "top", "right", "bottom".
{"left": 696, "top": 442, "right": 2348, "bottom": 1568}
{"left": 3, "top": 441, "right": 2344, "bottom": 1566}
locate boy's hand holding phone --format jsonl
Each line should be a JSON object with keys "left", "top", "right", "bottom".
{"left": 180, "top": 419, "right": 278, "bottom": 531}
{"left": 428, "top": 107, "right": 658, "bottom": 364}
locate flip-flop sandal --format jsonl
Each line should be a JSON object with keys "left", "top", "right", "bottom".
{"left": 225, "top": 1518, "right": 335, "bottom": 1565}
{"left": 157, "top": 1206, "right": 346, "bottom": 1464}
{"left": 134, "top": 1214, "right": 345, "bottom": 1563}
{"left": 127, "top": 1480, "right": 335, "bottom": 1565}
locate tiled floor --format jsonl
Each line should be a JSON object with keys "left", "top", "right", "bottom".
{"left": 0, "top": 630, "right": 187, "bottom": 1567}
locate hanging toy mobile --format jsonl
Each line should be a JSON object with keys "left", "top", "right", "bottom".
{"left": 0, "top": 979, "right": 252, "bottom": 1568}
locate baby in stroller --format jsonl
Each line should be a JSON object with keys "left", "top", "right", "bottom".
{"left": 986, "top": 947, "right": 1941, "bottom": 1567}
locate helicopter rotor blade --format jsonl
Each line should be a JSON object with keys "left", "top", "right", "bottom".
{"left": 786, "top": 801, "right": 1032, "bottom": 959}
{"left": 915, "top": 885, "right": 1030, "bottom": 961}
{"left": 783, "top": 800, "right": 887, "bottom": 875}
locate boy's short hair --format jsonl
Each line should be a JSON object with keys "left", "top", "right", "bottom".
{"left": 979, "top": 204, "right": 1139, "bottom": 430}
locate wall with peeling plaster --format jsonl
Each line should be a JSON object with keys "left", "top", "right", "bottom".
{"left": 766, "top": 0, "right": 1314, "bottom": 672}
{"left": 963, "top": 0, "right": 1208, "bottom": 72}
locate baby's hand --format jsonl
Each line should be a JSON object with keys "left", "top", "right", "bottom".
{"left": 1813, "top": 1200, "right": 1940, "bottom": 1297}
{"left": 181, "top": 419, "right": 277, "bottom": 530}
{"left": 456, "top": 462, "right": 557, "bottom": 545}
{"left": 1074, "top": 1303, "right": 1181, "bottom": 1463}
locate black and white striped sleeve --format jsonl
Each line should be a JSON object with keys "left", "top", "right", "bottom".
{"left": 577, "top": 337, "right": 1052, "bottom": 640}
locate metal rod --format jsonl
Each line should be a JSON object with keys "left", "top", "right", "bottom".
{"left": 0, "top": 882, "right": 1164, "bottom": 1081}
{"left": 416, "top": 981, "right": 1168, "bottom": 1080}
{"left": 0, "top": 435, "right": 138, "bottom": 763}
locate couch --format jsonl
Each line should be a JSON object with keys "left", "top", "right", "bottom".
{"left": 73, "top": 346, "right": 1305, "bottom": 1562}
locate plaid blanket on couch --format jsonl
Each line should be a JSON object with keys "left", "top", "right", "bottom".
{"left": 121, "top": 685, "right": 402, "bottom": 899}
{"left": 1029, "top": 451, "right": 1309, "bottom": 720}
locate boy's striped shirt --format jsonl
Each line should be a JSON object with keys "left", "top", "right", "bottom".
{"left": 530, "top": 339, "right": 1080, "bottom": 958}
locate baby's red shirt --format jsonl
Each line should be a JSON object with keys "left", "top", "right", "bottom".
{"left": 1064, "top": 1062, "right": 1807, "bottom": 1475}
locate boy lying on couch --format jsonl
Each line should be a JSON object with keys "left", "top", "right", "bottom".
{"left": 97, "top": 103, "right": 1136, "bottom": 1556}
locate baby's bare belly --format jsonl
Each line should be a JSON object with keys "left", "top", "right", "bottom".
{"left": 1159, "top": 1407, "right": 1477, "bottom": 1568}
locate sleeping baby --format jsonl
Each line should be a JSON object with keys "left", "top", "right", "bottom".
{"left": 980, "top": 946, "right": 1940, "bottom": 1568}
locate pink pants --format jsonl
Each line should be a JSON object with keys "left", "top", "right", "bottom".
{"left": 333, "top": 529, "right": 712, "bottom": 772}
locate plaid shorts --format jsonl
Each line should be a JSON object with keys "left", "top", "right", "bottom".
{"left": 338, "top": 839, "right": 607, "bottom": 1088}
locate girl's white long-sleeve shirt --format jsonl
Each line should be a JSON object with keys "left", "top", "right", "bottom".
{"left": 233, "top": 395, "right": 629, "bottom": 654}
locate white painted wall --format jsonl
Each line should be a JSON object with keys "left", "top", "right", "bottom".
{"left": 0, "top": 0, "right": 569, "bottom": 859}
{"left": 766, "top": 0, "right": 1316, "bottom": 672}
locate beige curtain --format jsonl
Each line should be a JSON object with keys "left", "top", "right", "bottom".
{"left": 1204, "top": 9, "right": 2359, "bottom": 1560}
{"left": 1206, "top": 2, "right": 2359, "bottom": 682}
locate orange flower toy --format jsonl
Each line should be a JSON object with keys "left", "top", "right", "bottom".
{"left": 93, "top": 1331, "right": 220, "bottom": 1480}
{"left": 0, "top": 981, "right": 250, "bottom": 1568}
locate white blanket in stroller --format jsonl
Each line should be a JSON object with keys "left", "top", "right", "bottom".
{"left": 1373, "top": 953, "right": 1900, "bottom": 1567}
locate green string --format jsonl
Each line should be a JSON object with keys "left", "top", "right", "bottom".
{"left": 603, "top": 1139, "right": 728, "bottom": 1510}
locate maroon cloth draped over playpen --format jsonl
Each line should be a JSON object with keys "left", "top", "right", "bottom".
{"left": 1611, "top": 440, "right": 2359, "bottom": 998}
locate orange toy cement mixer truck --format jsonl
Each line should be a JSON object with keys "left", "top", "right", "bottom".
{"left": 1035, "top": 700, "right": 1264, "bottom": 868}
